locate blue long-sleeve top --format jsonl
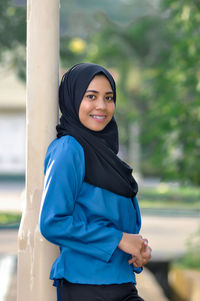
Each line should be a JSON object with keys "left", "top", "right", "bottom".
{"left": 39, "top": 135, "right": 143, "bottom": 285}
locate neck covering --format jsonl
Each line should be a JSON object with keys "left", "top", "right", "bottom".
{"left": 56, "top": 63, "right": 138, "bottom": 198}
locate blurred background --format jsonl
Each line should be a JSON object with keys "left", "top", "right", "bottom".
{"left": 0, "top": 0, "right": 200, "bottom": 300}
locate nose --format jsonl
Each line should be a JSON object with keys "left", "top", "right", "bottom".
{"left": 96, "top": 97, "right": 106, "bottom": 110}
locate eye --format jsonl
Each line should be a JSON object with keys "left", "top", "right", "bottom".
{"left": 105, "top": 95, "right": 114, "bottom": 102}
{"left": 86, "top": 94, "right": 96, "bottom": 100}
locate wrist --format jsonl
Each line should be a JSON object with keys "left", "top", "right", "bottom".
{"left": 118, "top": 232, "right": 129, "bottom": 253}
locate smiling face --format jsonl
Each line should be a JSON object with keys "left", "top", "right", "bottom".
{"left": 78, "top": 75, "right": 115, "bottom": 131}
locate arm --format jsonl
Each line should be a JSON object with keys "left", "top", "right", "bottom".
{"left": 39, "top": 138, "right": 122, "bottom": 263}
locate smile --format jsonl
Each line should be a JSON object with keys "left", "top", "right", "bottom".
{"left": 90, "top": 115, "right": 106, "bottom": 120}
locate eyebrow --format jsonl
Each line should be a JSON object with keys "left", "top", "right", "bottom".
{"left": 86, "top": 89, "right": 113, "bottom": 94}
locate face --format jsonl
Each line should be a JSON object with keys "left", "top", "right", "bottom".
{"left": 78, "top": 75, "right": 115, "bottom": 131}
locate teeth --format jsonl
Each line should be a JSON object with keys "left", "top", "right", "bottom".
{"left": 91, "top": 115, "right": 106, "bottom": 119}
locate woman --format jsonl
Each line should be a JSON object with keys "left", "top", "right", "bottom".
{"left": 40, "top": 63, "right": 152, "bottom": 301}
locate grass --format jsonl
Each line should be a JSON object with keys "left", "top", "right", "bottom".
{"left": 0, "top": 212, "right": 21, "bottom": 227}
{"left": 174, "top": 256, "right": 200, "bottom": 271}
{"left": 138, "top": 183, "right": 200, "bottom": 210}
{"left": 0, "top": 183, "right": 199, "bottom": 226}
{"left": 173, "top": 227, "right": 200, "bottom": 271}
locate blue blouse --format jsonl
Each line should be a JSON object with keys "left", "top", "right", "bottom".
{"left": 39, "top": 135, "right": 143, "bottom": 285}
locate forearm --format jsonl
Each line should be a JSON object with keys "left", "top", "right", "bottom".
{"left": 40, "top": 214, "right": 123, "bottom": 262}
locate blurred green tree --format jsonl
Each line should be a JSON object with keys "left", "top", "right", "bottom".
{"left": 60, "top": 0, "right": 158, "bottom": 36}
{"left": 141, "top": 0, "right": 200, "bottom": 184}
{"left": 0, "top": 0, "right": 26, "bottom": 80}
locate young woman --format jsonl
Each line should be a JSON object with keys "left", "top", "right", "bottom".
{"left": 40, "top": 63, "right": 151, "bottom": 301}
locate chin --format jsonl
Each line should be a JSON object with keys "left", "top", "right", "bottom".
{"left": 91, "top": 126, "right": 105, "bottom": 132}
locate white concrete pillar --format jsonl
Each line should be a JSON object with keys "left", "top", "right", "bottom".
{"left": 17, "top": 1, "right": 60, "bottom": 301}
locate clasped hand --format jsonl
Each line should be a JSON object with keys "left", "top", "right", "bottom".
{"left": 118, "top": 233, "right": 152, "bottom": 268}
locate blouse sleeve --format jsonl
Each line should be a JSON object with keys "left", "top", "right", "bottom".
{"left": 39, "top": 137, "right": 123, "bottom": 263}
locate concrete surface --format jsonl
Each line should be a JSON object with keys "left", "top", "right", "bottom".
{"left": 137, "top": 268, "right": 170, "bottom": 301}
{"left": 0, "top": 230, "right": 18, "bottom": 255}
{"left": 140, "top": 214, "right": 200, "bottom": 261}
{"left": 0, "top": 254, "right": 16, "bottom": 301}
{"left": 0, "top": 182, "right": 25, "bottom": 213}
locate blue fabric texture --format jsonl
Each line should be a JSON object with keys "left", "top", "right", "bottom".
{"left": 39, "top": 135, "right": 143, "bottom": 286}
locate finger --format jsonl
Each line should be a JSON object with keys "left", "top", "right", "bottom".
{"left": 134, "top": 255, "right": 144, "bottom": 267}
{"left": 141, "top": 260, "right": 148, "bottom": 266}
{"left": 142, "top": 245, "right": 152, "bottom": 256}
{"left": 132, "top": 259, "right": 141, "bottom": 268}
{"left": 128, "top": 255, "right": 137, "bottom": 264}
{"left": 133, "top": 260, "right": 143, "bottom": 268}
{"left": 142, "top": 250, "right": 152, "bottom": 261}
{"left": 146, "top": 246, "right": 152, "bottom": 258}
{"left": 141, "top": 248, "right": 152, "bottom": 263}
{"left": 129, "top": 253, "right": 143, "bottom": 266}
{"left": 139, "top": 235, "right": 145, "bottom": 243}
{"left": 142, "top": 239, "right": 149, "bottom": 249}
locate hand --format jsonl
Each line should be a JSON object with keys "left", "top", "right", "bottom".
{"left": 141, "top": 239, "right": 152, "bottom": 265}
{"left": 128, "top": 239, "right": 152, "bottom": 267}
{"left": 118, "top": 233, "right": 145, "bottom": 266}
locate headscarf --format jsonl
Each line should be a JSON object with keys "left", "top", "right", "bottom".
{"left": 56, "top": 63, "right": 138, "bottom": 198}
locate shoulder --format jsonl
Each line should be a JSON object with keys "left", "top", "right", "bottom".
{"left": 46, "top": 135, "right": 84, "bottom": 158}
{"left": 44, "top": 135, "right": 85, "bottom": 173}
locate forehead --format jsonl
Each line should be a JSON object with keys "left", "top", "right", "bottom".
{"left": 86, "top": 75, "right": 113, "bottom": 91}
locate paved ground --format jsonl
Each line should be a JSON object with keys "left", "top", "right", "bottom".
{"left": 0, "top": 229, "right": 18, "bottom": 255}
{"left": 140, "top": 214, "right": 200, "bottom": 261}
{"left": 0, "top": 181, "right": 25, "bottom": 212}
{"left": 0, "top": 254, "right": 16, "bottom": 301}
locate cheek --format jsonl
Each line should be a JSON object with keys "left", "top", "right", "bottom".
{"left": 108, "top": 103, "right": 115, "bottom": 117}
{"left": 78, "top": 100, "right": 93, "bottom": 123}
{"left": 79, "top": 100, "right": 87, "bottom": 117}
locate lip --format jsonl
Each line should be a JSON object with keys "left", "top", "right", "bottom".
{"left": 90, "top": 114, "right": 107, "bottom": 122}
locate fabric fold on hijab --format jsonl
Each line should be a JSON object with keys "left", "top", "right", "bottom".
{"left": 56, "top": 63, "right": 138, "bottom": 198}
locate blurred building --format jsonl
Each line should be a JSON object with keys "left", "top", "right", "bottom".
{"left": 0, "top": 67, "right": 26, "bottom": 180}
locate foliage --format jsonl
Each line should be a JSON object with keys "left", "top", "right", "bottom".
{"left": 141, "top": 0, "right": 200, "bottom": 184}
{"left": 175, "top": 227, "right": 200, "bottom": 270}
{"left": 60, "top": 0, "right": 159, "bottom": 36}
{"left": 0, "top": 212, "right": 21, "bottom": 226}
{"left": 138, "top": 184, "right": 200, "bottom": 210}
{"left": 0, "top": 0, "right": 26, "bottom": 80}
{"left": 140, "top": 184, "right": 200, "bottom": 201}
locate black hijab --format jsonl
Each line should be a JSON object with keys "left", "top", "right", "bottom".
{"left": 56, "top": 63, "right": 138, "bottom": 198}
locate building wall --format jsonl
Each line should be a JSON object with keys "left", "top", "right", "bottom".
{"left": 0, "top": 66, "right": 26, "bottom": 177}
{"left": 0, "top": 112, "right": 25, "bottom": 175}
